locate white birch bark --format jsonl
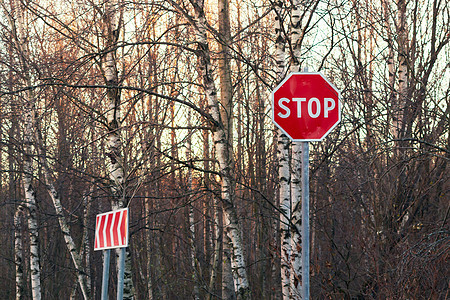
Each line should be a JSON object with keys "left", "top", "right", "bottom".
{"left": 189, "top": 1, "right": 251, "bottom": 298}
{"left": 33, "top": 125, "right": 90, "bottom": 299}
{"left": 275, "top": 1, "right": 286, "bottom": 84}
{"left": 218, "top": 0, "right": 233, "bottom": 143}
{"left": 289, "top": 0, "right": 302, "bottom": 73}
{"left": 222, "top": 232, "right": 237, "bottom": 300}
{"left": 217, "top": 0, "right": 242, "bottom": 297}
{"left": 383, "top": 0, "right": 397, "bottom": 145}
{"left": 122, "top": 249, "right": 135, "bottom": 299}
{"left": 103, "top": 0, "right": 125, "bottom": 208}
{"left": 220, "top": 109, "right": 251, "bottom": 293}
{"left": 274, "top": 2, "right": 291, "bottom": 299}
{"left": 14, "top": 205, "right": 25, "bottom": 300}
{"left": 101, "top": 1, "right": 135, "bottom": 298}
{"left": 393, "top": 0, "right": 408, "bottom": 142}
{"left": 289, "top": 1, "right": 303, "bottom": 298}
{"left": 207, "top": 197, "right": 222, "bottom": 300}
{"left": 81, "top": 188, "right": 92, "bottom": 295}
{"left": 187, "top": 110, "right": 201, "bottom": 300}
{"left": 70, "top": 187, "right": 93, "bottom": 300}
{"left": 9, "top": 0, "right": 42, "bottom": 297}
{"left": 24, "top": 150, "right": 41, "bottom": 300}
{"left": 203, "top": 124, "right": 222, "bottom": 300}
{"left": 13, "top": 0, "right": 92, "bottom": 295}
{"left": 396, "top": 0, "right": 411, "bottom": 234}
{"left": 278, "top": 130, "right": 291, "bottom": 300}
{"left": 289, "top": 143, "right": 302, "bottom": 299}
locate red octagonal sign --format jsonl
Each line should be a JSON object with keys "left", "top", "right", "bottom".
{"left": 272, "top": 72, "right": 341, "bottom": 141}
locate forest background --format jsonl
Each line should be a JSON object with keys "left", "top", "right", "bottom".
{"left": 0, "top": 0, "right": 448, "bottom": 299}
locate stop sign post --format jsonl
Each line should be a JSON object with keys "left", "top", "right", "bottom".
{"left": 272, "top": 72, "right": 341, "bottom": 141}
{"left": 272, "top": 72, "right": 341, "bottom": 300}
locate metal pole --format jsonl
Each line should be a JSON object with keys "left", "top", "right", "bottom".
{"left": 301, "top": 142, "right": 310, "bottom": 300}
{"left": 101, "top": 249, "right": 111, "bottom": 300}
{"left": 117, "top": 247, "right": 126, "bottom": 300}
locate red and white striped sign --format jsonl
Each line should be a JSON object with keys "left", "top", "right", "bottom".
{"left": 94, "top": 208, "right": 129, "bottom": 251}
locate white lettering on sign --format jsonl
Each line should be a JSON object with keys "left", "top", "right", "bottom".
{"left": 324, "top": 98, "right": 335, "bottom": 118}
{"left": 308, "top": 98, "right": 320, "bottom": 118}
{"left": 277, "top": 97, "right": 336, "bottom": 119}
{"left": 278, "top": 98, "right": 291, "bottom": 118}
{"left": 293, "top": 98, "right": 307, "bottom": 117}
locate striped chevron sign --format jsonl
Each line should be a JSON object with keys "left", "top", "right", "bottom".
{"left": 94, "top": 208, "right": 129, "bottom": 251}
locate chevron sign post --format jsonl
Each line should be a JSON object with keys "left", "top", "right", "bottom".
{"left": 95, "top": 208, "right": 129, "bottom": 250}
{"left": 95, "top": 208, "right": 129, "bottom": 300}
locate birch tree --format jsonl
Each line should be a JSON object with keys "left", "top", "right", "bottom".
{"left": 273, "top": 2, "right": 292, "bottom": 298}
{"left": 32, "top": 123, "right": 91, "bottom": 299}
{"left": 14, "top": 205, "right": 25, "bottom": 300}
{"left": 288, "top": 1, "right": 303, "bottom": 298}
{"left": 8, "top": 0, "right": 42, "bottom": 297}
{"left": 171, "top": 0, "right": 252, "bottom": 297}
{"left": 218, "top": 0, "right": 240, "bottom": 298}
{"left": 100, "top": 0, "right": 135, "bottom": 297}
{"left": 102, "top": 0, "right": 125, "bottom": 208}
{"left": 186, "top": 109, "right": 201, "bottom": 300}
{"left": 6, "top": 1, "right": 92, "bottom": 297}
{"left": 392, "top": 0, "right": 408, "bottom": 144}
{"left": 288, "top": 1, "right": 319, "bottom": 298}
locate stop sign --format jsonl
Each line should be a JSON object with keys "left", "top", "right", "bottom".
{"left": 272, "top": 72, "right": 341, "bottom": 141}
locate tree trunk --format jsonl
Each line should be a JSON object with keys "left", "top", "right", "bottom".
{"left": 145, "top": 190, "right": 154, "bottom": 300}
{"left": 208, "top": 196, "right": 222, "bottom": 300}
{"left": 290, "top": 142, "right": 302, "bottom": 299}
{"left": 189, "top": 0, "right": 251, "bottom": 297}
{"left": 278, "top": 130, "right": 291, "bottom": 300}
{"left": 14, "top": 205, "right": 25, "bottom": 300}
{"left": 186, "top": 110, "right": 201, "bottom": 300}
{"left": 218, "top": 0, "right": 233, "bottom": 142}
{"left": 393, "top": 0, "right": 409, "bottom": 236}
{"left": 274, "top": 2, "right": 291, "bottom": 299}
{"left": 81, "top": 187, "right": 93, "bottom": 296}
{"left": 103, "top": 0, "right": 126, "bottom": 208}
{"left": 217, "top": 0, "right": 242, "bottom": 298}
{"left": 23, "top": 91, "right": 42, "bottom": 300}
{"left": 288, "top": 1, "right": 303, "bottom": 298}
{"left": 383, "top": 0, "right": 397, "bottom": 145}
{"left": 33, "top": 124, "right": 90, "bottom": 299}
{"left": 101, "top": 1, "right": 135, "bottom": 297}
{"left": 9, "top": 0, "right": 42, "bottom": 297}
{"left": 393, "top": 0, "right": 408, "bottom": 142}
{"left": 222, "top": 237, "right": 237, "bottom": 299}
